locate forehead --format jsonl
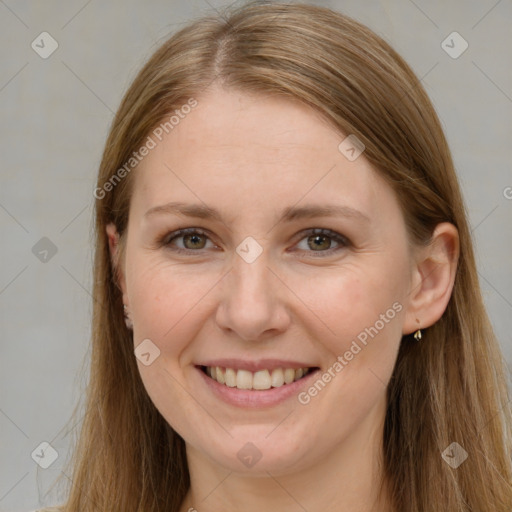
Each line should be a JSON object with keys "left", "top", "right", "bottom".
{"left": 131, "top": 87, "right": 397, "bottom": 226}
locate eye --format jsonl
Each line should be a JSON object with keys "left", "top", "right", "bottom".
{"left": 162, "top": 228, "right": 216, "bottom": 253}
{"left": 292, "top": 228, "right": 349, "bottom": 256}
{"left": 161, "top": 227, "right": 349, "bottom": 257}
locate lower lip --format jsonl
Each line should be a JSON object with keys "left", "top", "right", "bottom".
{"left": 195, "top": 366, "right": 321, "bottom": 408}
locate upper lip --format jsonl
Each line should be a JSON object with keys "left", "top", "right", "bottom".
{"left": 196, "top": 359, "right": 318, "bottom": 372}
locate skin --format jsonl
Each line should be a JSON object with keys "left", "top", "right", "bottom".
{"left": 107, "top": 86, "right": 459, "bottom": 512}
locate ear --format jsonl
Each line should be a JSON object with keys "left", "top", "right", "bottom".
{"left": 106, "top": 222, "right": 128, "bottom": 298}
{"left": 402, "top": 222, "right": 459, "bottom": 335}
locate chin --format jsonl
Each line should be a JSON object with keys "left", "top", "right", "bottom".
{"left": 190, "top": 426, "right": 317, "bottom": 476}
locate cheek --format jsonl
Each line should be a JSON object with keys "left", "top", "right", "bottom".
{"left": 127, "top": 261, "right": 214, "bottom": 435}
{"left": 292, "top": 267, "right": 404, "bottom": 436}
{"left": 299, "top": 263, "right": 406, "bottom": 424}
{"left": 301, "top": 262, "right": 405, "bottom": 350}
{"left": 128, "top": 258, "right": 221, "bottom": 361}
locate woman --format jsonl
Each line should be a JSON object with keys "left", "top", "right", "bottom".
{"left": 40, "top": 1, "right": 512, "bottom": 511}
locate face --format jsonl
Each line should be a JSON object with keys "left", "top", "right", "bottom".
{"left": 117, "top": 87, "right": 415, "bottom": 476}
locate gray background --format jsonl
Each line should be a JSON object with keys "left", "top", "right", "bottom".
{"left": 1, "top": 0, "right": 511, "bottom": 510}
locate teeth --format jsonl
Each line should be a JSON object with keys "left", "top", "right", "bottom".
{"left": 225, "top": 368, "right": 237, "bottom": 387}
{"left": 204, "top": 366, "right": 313, "bottom": 390}
{"left": 284, "top": 368, "right": 295, "bottom": 384}
{"left": 253, "top": 370, "right": 271, "bottom": 390}
{"left": 236, "top": 369, "right": 253, "bottom": 390}
{"left": 215, "top": 366, "right": 225, "bottom": 385}
{"left": 271, "top": 368, "right": 285, "bottom": 387}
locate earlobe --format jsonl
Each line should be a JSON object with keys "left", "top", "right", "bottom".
{"left": 402, "top": 222, "right": 459, "bottom": 336}
{"left": 106, "top": 222, "right": 120, "bottom": 265}
{"left": 105, "top": 222, "right": 127, "bottom": 294}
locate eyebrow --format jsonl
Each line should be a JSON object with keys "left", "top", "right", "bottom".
{"left": 144, "top": 201, "right": 370, "bottom": 224}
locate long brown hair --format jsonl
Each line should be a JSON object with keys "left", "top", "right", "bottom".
{"left": 51, "top": 2, "right": 512, "bottom": 510}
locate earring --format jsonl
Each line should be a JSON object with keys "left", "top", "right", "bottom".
{"left": 123, "top": 304, "right": 133, "bottom": 330}
{"left": 412, "top": 318, "right": 422, "bottom": 341}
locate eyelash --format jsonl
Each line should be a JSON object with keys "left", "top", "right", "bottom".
{"left": 160, "top": 227, "right": 350, "bottom": 257}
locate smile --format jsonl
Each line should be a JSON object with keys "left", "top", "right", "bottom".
{"left": 200, "top": 365, "right": 316, "bottom": 390}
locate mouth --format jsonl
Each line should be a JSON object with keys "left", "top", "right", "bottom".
{"left": 198, "top": 365, "right": 320, "bottom": 391}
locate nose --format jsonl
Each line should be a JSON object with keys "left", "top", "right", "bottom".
{"left": 215, "top": 252, "right": 291, "bottom": 342}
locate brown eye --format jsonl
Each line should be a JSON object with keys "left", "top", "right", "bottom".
{"left": 307, "top": 233, "right": 332, "bottom": 251}
{"left": 163, "top": 228, "right": 215, "bottom": 253}
{"left": 294, "top": 228, "right": 349, "bottom": 256}
{"left": 162, "top": 227, "right": 348, "bottom": 257}
{"left": 182, "top": 232, "right": 207, "bottom": 250}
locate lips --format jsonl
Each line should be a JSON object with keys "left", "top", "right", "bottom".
{"left": 201, "top": 365, "right": 314, "bottom": 390}
{"left": 195, "top": 361, "right": 321, "bottom": 408}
